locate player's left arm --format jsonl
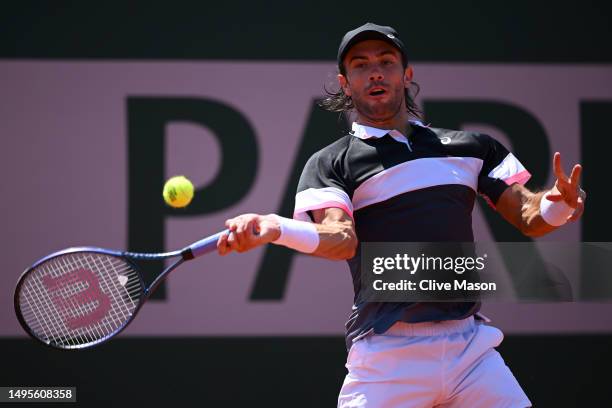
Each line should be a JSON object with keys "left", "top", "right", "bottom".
{"left": 495, "top": 152, "right": 586, "bottom": 237}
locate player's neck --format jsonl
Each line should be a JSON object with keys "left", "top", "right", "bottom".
{"left": 355, "top": 111, "right": 411, "bottom": 137}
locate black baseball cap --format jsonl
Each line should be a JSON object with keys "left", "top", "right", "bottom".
{"left": 337, "top": 22, "right": 408, "bottom": 72}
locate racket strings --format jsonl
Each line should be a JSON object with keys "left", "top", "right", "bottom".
{"left": 44, "top": 255, "right": 128, "bottom": 345}
{"left": 39, "top": 254, "right": 138, "bottom": 346}
{"left": 17, "top": 252, "right": 143, "bottom": 348}
{"left": 21, "top": 256, "right": 100, "bottom": 346}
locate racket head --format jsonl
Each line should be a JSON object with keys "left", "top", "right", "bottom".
{"left": 14, "top": 248, "right": 146, "bottom": 350}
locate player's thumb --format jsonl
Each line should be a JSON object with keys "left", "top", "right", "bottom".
{"left": 544, "top": 193, "right": 564, "bottom": 202}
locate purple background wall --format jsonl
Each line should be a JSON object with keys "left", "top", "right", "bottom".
{"left": 2, "top": 62, "right": 611, "bottom": 337}
{"left": 1, "top": 2, "right": 611, "bottom": 406}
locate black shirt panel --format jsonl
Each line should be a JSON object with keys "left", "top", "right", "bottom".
{"left": 293, "top": 123, "right": 531, "bottom": 350}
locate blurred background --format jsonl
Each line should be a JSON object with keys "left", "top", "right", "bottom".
{"left": 1, "top": 1, "right": 611, "bottom": 406}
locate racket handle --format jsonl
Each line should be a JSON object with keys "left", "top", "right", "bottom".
{"left": 183, "top": 230, "right": 228, "bottom": 259}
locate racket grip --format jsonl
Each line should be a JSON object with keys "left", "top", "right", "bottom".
{"left": 183, "top": 230, "right": 228, "bottom": 259}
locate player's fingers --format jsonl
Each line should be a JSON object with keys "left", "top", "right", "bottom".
{"left": 569, "top": 164, "right": 582, "bottom": 186}
{"left": 225, "top": 224, "right": 239, "bottom": 252}
{"left": 553, "top": 152, "right": 569, "bottom": 182}
{"left": 234, "top": 221, "right": 249, "bottom": 252}
{"left": 252, "top": 215, "right": 262, "bottom": 236}
{"left": 545, "top": 193, "right": 564, "bottom": 202}
{"left": 217, "top": 231, "right": 231, "bottom": 255}
{"left": 244, "top": 217, "right": 257, "bottom": 241}
{"left": 225, "top": 219, "right": 239, "bottom": 233}
{"left": 568, "top": 197, "right": 585, "bottom": 222}
{"left": 236, "top": 219, "right": 257, "bottom": 252}
{"left": 235, "top": 219, "right": 247, "bottom": 236}
{"left": 223, "top": 214, "right": 267, "bottom": 252}
{"left": 227, "top": 231, "right": 238, "bottom": 251}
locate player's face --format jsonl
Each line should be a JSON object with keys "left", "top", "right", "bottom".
{"left": 339, "top": 40, "right": 412, "bottom": 122}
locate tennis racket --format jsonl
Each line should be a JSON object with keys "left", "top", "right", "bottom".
{"left": 14, "top": 230, "right": 227, "bottom": 350}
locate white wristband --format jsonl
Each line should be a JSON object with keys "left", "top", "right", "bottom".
{"left": 272, "top": 215, "right": 320, "bottom": 253}
{"left": 540, "top": 193, "right": 574, "bottom": 226}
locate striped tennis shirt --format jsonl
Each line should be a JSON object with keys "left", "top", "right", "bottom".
{"left": 294, "top": 120, "right": 531, "bottom": 349}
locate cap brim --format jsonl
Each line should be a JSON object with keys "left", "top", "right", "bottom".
{"left": 339, "top": 30, "right": 405, "bottom": 68}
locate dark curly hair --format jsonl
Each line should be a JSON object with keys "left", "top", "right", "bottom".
{"left": 319, "top": 65, "right": 423, "bottom": 119}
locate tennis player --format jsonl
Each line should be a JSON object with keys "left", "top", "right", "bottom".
{"left": 217, "top": 22, "right": 586, "bottom": 407}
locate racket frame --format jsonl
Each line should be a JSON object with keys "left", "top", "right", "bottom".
{"left": 14, "top": 247, "right": 186, "bottom": 350}
{"left": 14, "top": 230, "right": 225, "bottom": 350}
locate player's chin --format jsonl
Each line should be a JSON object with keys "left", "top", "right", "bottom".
{"left": 362, "top": 104, "right": 397, "bottom": 120}
{"left": 364, "top": 95, "right": 396, "bottom": 109}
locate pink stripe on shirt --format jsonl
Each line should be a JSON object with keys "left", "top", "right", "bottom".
{"left": 294, "top": 201, "right": 354, "bottom": 220}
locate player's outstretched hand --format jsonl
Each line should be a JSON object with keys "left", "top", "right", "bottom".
{"left": 217, "top": 213, "right": 282, "bottom": 255}
{"left": 546, "top": 152, "right": 586, "bottom": 222}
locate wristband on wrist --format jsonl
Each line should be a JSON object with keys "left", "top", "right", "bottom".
{"left": 271, "top": 215, "right": 320, "bottom": 253}
{"left": 539, "top": 193, "right": 574, "bottom": 227}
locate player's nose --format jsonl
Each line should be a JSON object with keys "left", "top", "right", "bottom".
{"left": 369, "top": 68, "right": 384, "bottom": 81}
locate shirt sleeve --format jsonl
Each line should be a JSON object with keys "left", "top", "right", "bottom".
{"left": 294, "top": 149, "right": 354, "bottom": 222}
{"left": 476, "top": 134, "right": 531, "bottom": 208}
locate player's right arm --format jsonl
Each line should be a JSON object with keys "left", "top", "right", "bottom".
{"left": 309, "top": 207, "right": 357, "bottom": 260}
{"left": 217, "top": 207, "right": 358, "bottom": 261}
{"left": 220, "top": 140, "right": 357, "bottom": 260}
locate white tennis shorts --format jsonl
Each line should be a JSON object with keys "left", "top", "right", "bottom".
{"left": 338, "top": 317, "right": 531, "bottom": 408}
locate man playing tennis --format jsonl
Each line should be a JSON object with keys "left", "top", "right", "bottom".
{"left": 217, "top": 22, "right": 586, "bottom": 408}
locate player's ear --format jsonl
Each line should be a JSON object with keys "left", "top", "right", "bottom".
{"left": 338, "top": 74, "right": 352, "bottom": 97}
{"left": 404, "top": 65, "right": 414, "bottom": 88}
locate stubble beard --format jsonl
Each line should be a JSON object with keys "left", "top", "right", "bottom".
{"left": 352, "top": 86, "right": 405, "bottom": 124}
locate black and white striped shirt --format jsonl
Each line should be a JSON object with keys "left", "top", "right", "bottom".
{"left": 294, "top": 120, "right": 531, "bottom": 349}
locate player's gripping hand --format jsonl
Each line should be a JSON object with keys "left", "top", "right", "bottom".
{"left": 217, "top": 213, "right": 281, "bottom": 255}
{"left": 546, "top": 152, "right": 586, "bottom": 222}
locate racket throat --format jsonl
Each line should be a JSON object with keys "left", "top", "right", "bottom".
{"left": 181, "top": 248, "right": 195, "bottom": 260}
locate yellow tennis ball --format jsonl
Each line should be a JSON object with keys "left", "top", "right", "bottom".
{"left": 163, "top": 176, "right": 194, "bottom": 208}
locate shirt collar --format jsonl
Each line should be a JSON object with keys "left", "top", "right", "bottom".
{"left": 350, "top": 120, "right": 426, "bottom": 147}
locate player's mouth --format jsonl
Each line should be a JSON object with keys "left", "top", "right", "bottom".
{"left": 368, "top": 87, "right": 388, "bottom": 98}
